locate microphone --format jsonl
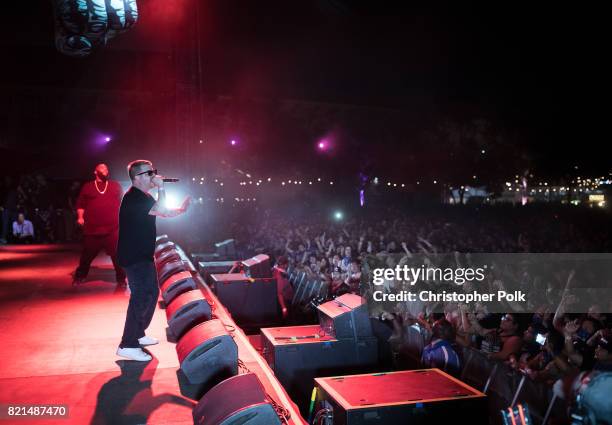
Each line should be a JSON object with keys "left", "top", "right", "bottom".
{"left": 162, "top": 178, "right": 180, "bottom": 182}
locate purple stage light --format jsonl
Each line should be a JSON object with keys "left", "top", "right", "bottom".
{"left": 105, "top": 137, "right": 111, "bottom": 142}
{"left": 360, "top": 189, "right": 365, "bottom": 207}
{"left": 230, "top": 139, "right": 237, "bottom": 146}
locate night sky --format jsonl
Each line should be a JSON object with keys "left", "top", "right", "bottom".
{"left": 0, "top": 1, "right": 606, "bottom": 176}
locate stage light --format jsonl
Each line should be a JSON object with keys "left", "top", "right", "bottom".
{"left": 267, "top": 177, "right": 271, "bottom": 182}
{"left": 104, "top": 137, "right": 111, "bottom": 142}
{"left": 317, "top": 177, "right": 321, "bottom": 182}
{"left": 199, "top": 140, "right": 203, "bottom": 144}
{"left": 330, "top": 181, "right": 334, "bottom": 185}
{"left": 334, "top": 211, "right": 343, "bottom": 220}
{"left": 192, "top": 178, "right": 196, "bottom": 181}
{"left": 282, "top": 182, "right": 285, "bottom": 186}
{"left": 230, "top": 139, "right": 236, "bottom": 146}
{"left": 433, "top": 180, "right": 437, "bottom": 184}
{"left": 199, "top": 182, "right": 203, "bottom": 185}
{"left": 481, "top": 149, "right": 486, "bottom": 154}
{"left": 164, "top": 193, "right": 180, "bottom": 209}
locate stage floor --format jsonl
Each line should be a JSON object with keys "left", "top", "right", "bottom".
{"left": 0, "top": 244, "right": 195, "bottom": 425}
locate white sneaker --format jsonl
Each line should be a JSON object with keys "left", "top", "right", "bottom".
{"left": 138, "top": 336, "right": 159, "bottom": 346}
{"left": 116, "top": 347, "right": 152, "bottom": 361}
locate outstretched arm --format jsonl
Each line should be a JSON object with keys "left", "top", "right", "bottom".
{"left": 149, "top": 178, "right": 190, "bottom": 218}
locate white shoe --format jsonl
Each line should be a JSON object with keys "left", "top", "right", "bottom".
{"left": 138, "top": 336, "right": 159, "bottom": 346}
{"left": 116, "top": 347, "right": 152, "bottom": 361}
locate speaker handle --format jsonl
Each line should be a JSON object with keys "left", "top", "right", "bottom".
{"left": 174, "top": 302, "right": 199, "bottom": 319}
{"left": 188, "top": 339, "right": 222, "bottom": 361}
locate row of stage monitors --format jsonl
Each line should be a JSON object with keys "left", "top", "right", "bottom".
{"left": 198, "top": 254, "right": 279, "bottom": 327}
{"left": 154, "top": 237, "right": 285, "bottom": 425}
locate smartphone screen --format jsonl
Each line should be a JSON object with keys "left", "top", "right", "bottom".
{"left": 536, "top": 333, "right": 547, "bottom": 345}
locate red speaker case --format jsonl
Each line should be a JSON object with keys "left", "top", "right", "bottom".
{"left": 160, "top": 271, "right": 197, "bottom": 304}
{"left": 165, "top": 290, "right": 212, "bottom": 339}
{"left": 176, "top": 319, "right": 238, "bottom": 385}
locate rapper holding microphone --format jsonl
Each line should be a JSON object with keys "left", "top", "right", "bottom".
{"left": 116, "top": 160, "right": 190, "bottom": 361}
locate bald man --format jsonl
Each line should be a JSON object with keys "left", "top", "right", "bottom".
{"left": 72, "top": 163, "right": 126, "bottom": 286}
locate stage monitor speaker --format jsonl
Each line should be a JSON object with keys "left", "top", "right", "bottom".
{"left": 261, "top": 325, "right": 378, "bottom": 406}
{"left": 211, "top": 273, "right": 278, "bottom": 326}
{"left": 315, "top": 369, "right": 487, "bottom": 425}
{"left": 176, "top": 319, "right": 238, "bottom": 385}
{"left": 215, "top": 239, "right": 236, "bottom": 258}
{"left": 155, "top": 249, "right": 182, "bottom": 271}
{"left": 317, "top": 293, "right": 373, "bottom": 339}
{"left": 158, "top": 259, "right": 189, "bottom": 285}
{"left": 198, "top": 261, "right": 236, "bottom": 285}
{"left": 154, "top": 241, "right": 176, "bottom": 258}
{"left": 241, "top": 254, "right": 271, "bottom": 278}
{"left": 192, "top": 252, "right": 220, "bottom": 263}
{"left": 160, "top": 271, "right": 197, "bottom": 305}
{"left": 166, "top": 290, "right": 212, "bottom": 340}
{"left": 193, "top": 373, "right": 282, "bottom": 425}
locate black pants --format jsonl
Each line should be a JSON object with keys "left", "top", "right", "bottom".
{"left": 75, "top": 231, "right": 125, "bottom": 281}
{"left": 120, "top": 261, "right": 159, "bottom": 348}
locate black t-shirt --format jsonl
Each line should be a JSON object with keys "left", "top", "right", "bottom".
{"left": 117, "top": 187, "right": 156, "bottom": 267}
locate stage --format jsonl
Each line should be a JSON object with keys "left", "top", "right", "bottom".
{"left": 0, "top": 243, "right": 306, "bottom": 425}
{"left": 0, "top": 244, "right": 195, "bottom": 424}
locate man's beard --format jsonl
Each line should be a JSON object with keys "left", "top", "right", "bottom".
{"left": 96, "top": 172, "right": 109, "bottom": 181}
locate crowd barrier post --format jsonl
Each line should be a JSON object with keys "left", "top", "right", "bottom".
{"left": 510, "top": 374, "right": 527, "bottom": 408}
{"left": 483, "top": 362, "right": 499, "bottom": 394}
{"left": 542, "top": 394, "right": 557, "bottom": 425}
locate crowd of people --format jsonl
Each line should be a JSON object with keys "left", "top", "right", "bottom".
{"left": 212, "top": 202, "right": 611, "bottom": 420}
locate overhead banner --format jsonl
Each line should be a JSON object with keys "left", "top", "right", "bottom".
{"left": 52, "top": 0, "right": 139, "bottom": 57}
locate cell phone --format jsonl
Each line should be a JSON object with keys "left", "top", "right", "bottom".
{"left": 535, "top": 333, "right": 547, "bottom": 345}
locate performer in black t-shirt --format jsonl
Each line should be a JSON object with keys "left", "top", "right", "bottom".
{"left": 72, "top": 163, "right": 125, "bottom": 286}
{"left": 116, "top": 159, "right": 190, "bottom": 361}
